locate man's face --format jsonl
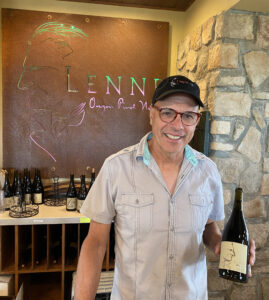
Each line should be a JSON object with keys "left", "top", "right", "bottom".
{"left": 149, "top": 93, "right": 199, "bottom": 157}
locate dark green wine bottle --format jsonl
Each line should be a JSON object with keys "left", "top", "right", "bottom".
{"left": 66, "top": 174, "right": 77, "bottom": 211}
{"left": 33, "top": 169, "right": 44, "bottom": 204}
{"left": 3, "top": 172, "right": 13, "bottom": 210}
{"left": 219, "top": 187, "right": 249, "bottom": 283}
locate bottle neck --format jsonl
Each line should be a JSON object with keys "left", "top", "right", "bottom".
{"left": 233, "top": 188, "right": 243, "bottom": 211}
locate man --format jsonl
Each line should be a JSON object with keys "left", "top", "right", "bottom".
{"left": 75, "top": 75, "right": 255, "bottom": 299}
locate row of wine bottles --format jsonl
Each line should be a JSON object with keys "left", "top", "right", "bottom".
{"left": 2, "top": 168, "right": 96, "bottom": 212}
{"left": 3, "top": 168, "right": 44, "bottom": 210}
{"left": 66, "top": 169, "right": 95, "bottom": 212}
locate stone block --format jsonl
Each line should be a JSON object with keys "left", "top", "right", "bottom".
{"left": 244, "top": 197, "right": 265, "bottom": 218}
{"left": 263, "top": 157, "right": 269, "bottom": 172}
{"left": 210, "top": 120, "right": 231, "bottom": 135}
{"left": 257, "top": 15, "right": 269, "bottom": 50}
{"left": 196, "top": 50, "right": 209, "bottom": 79}
{"left": 237, "top": 126, "right": 261, "bottom": 163}
{"left": 230, "top": 283, "right": 256, "bottom": 300}
{"left": 244, "top": 51, "right": 269, "bottom": 88}
{"left": 210, "top": 142, "right": 233, "bottom": 151}
{"left": 261, "top": 174, "right": 269, "bottom": 195}
{"left": 208, "top": 43, "right": 238, "bottom": 70}
{"left": 202, "top": 16, "right": 215, "bottom": 45}
{"left": 186, "top": 50, "right": 198, "bottom": 71}
{"left": 261, "top": 277, "right": 269, "bottom": 299}
{"left": 220, "top": 13, "right": 254, "bottom": 40}
{"left": 253, "top": 92, "right": 269, "bottom": 100}
{"left": 213, "top": 92, "right": 251, "bottom": 117}
{"left": 253, "top": 107, "right": 266, "bottom": 129}
{"left": 218, "top": 76, "right": 245, "bottom": 87}
{"left": 240, "top": 163, "right": 262, "bottom": 194}
{"left": 190, "top": 25, "right": 202, "bottom": 51}
{"left": 212, "top": 157, "right": 244, "bottom": 184}
{"left": 248, "top": 223, "right": 269, "bottom": 249}
{"left": 207, "top": 267, "right": 232, "bottom": 291}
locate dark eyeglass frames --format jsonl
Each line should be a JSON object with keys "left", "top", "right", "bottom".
{"left": 152, "top": 106, "right": 201, "bottom": 126}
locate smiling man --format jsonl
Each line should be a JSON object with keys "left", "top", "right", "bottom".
{"left": 75, "top": 75, "right": 255, "bottom": 300}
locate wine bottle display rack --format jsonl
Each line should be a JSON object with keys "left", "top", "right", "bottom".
{"left": 9, "top": 204, "right": 39, "bottom": 218}
{"left": 0, "top": 222, "right": 115, "bottom": 300}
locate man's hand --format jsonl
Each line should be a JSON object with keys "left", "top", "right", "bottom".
{"left": 248, "top": 239, "right": 256, "bottom": 277}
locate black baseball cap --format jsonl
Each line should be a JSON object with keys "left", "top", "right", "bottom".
{"left": 152, "top": 75, "right": 204, "bottom": 107}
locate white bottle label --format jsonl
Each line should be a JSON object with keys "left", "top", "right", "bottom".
{"left": 67, "top": 197, "right": 77, "bottom": 210}
{"left": 25, "top": 194, "right": 31, "bottom": 205}
{"left": 13, "top": 196, "right": 20, "bottom": 206}
{"left": 34, "top": 193, "right": 42, "bottom": 204}
{"left": 219, "top": 241, "right": 248, "bottom": 274}
{"left": 4, "top": 197, "right": 12, "bottom": 209}
{"left": 76, "top": 199, "right": 84, "bottom": 211}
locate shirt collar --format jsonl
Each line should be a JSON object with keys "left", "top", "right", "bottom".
{"left": 136, "top": 132, "right": 198, "bottom": 167}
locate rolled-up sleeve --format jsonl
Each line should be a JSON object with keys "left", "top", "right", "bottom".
{"left": 80, "top": 159, "right": 116, "bottom": 224}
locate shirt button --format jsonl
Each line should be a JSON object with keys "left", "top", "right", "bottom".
{"left": 170, "top": 227, "right": 174, "bottom": 232}
{"left": 136, "top": 199, "right": 139, "bottom": 204}
{"left": 169, "top": 255, "right": 174, "bottom": 260}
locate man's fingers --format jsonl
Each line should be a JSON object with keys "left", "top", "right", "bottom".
{"left": 249, "top": 239, "right": 256, "bottom": 266}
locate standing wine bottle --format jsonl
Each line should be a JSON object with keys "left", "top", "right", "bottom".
{"left": 12, "top": 169, "right": 18, "bottom": 194}
{"left": 77, "top": 175, "right": 88, "bottom": 212}
{"left": 66, "top": 174, "right": 77, "bottom": 211}
{"left": 23, "top": 169, "right": 32, "bottom": 205}
{"left": 3, "top": 172, "right": 13, "bottom": 210}
{"left": 219, "top": 187, "right": 249, "bottom": 283}
{"left": 13, "top": 172, "right": 22, "bottom": 206}
{"left": 33, "top": 169, "right": 44, "bottom": 205}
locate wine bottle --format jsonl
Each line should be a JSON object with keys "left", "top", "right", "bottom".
{"left": 66, "top": 174, "right": 77, "bottom": 211}
{"left": 51, "top": 239, "right": 61, "bottom": 265}
{"left": 219, "top": 187, "right": 249, "bottom": 283}
{"left": 3, "top": 172, "right": 13, "bottom": 210}
{"left": 89, "top": 168, "right": 95, "bottom": 190}
{"left": 33, "top": 169, "right": 44, "bottom": 204}
{"left": 77, "top": 175, "right": 88, "bottom": 212}
{"left": 21, "top": 243, "right": 32, "bottom": 268}
{"left": 13, "top": 172, "right": 22, "bottom": 207}
{"left": 23, "top": 169, "right": 32, "bottom": 205}
{"left": 11, "top": 169, "right": 18, "bottom": 194}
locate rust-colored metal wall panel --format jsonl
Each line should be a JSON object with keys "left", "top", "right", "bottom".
{"left": 2, "top": 8, "right": 169, "bottom": 178}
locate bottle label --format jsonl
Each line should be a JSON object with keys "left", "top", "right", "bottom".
{"left": 76, "top": 199, "right": 84, "bottom": 211}
{"left": 34, "top": 193, "right": 42, "bottom": 204}
{"left": 25, "top": 194, "right": 31, "bottom": 205}
{"left": 4, "top": 197, "right": 12, "bottom": 209}
{"left": 13, "top": 196, "right": 20, "bottom": 206}
{"left": 67, "top": 197, "right": 77, "bottom": 210}
{"left": 219, "top": 241, "right": 248, "bottom": 274}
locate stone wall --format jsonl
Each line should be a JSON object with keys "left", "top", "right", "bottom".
{"left": 177, "top": 9, "right": 269, "bottom": 300}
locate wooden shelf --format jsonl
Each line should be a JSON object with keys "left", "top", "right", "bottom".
{"left": 0, "top": 210, "right": 114, "bottom": 299}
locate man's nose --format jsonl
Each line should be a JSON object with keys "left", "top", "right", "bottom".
{"left": 171, "top": 114, "right": 184, "bottom": 129}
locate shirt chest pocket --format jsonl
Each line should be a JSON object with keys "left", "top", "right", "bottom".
{"left": 175, "top": 194, "right": 213, "bottom": 232}
{"left": 117, "top": 194, "right": 154, "bottom": 234}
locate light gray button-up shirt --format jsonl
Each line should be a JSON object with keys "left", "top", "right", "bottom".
{"left": 80, "top": 132, "right": 224, "bottom": 300}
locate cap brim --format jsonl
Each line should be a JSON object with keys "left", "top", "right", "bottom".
{"left": 155, "top": 89, "right": 204, "bottom": 107}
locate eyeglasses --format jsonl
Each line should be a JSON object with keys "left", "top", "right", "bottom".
{"left": 152, "top": 106, "right": 201, "bottom": 126}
